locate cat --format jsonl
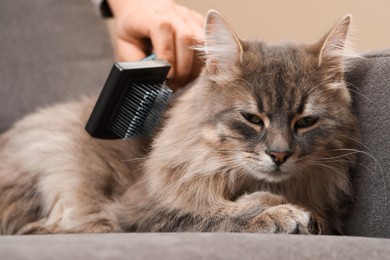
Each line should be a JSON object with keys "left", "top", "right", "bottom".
{"left": 0, "top": 10, "right": 359, "bottom": 235}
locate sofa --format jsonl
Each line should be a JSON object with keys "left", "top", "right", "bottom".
{"left": 1, "top": 0, "right": 389, "bottom": 259}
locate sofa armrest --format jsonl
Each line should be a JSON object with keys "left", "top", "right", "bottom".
{"left": 344, "top": 50, "right": 390, "bottom": 237}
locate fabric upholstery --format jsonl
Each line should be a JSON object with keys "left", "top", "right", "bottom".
{"left": 1, "top": 233, "right": 389, "bottom": 260}
{"left": 344, "top": 50, "right": 390, "bottom": 237}
{"left": 0, "top": 0, "right": 114, "bottom": 132}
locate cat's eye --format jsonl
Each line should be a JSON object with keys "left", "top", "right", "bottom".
{"left": 241, "top": 113, "right": 264, "bottom": 126}
{"left": 295, "top": 116, "right": 319, "bottom": 129}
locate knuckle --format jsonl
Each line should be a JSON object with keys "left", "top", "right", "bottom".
{"left": 178, "top": 32, "right": 195, "bottom": 45}
{"left": 116, "top": 52, "right": 126, "bottom": 62}
{"left": 156, "top": 19, "right": 173, "bottom": 31}
{"left": 157, "top": 46, "right": 174, "bottom": 59}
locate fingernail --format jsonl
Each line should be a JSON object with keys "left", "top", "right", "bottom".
{"left": 167, "top": 68, "right": 174, "bottom": 79}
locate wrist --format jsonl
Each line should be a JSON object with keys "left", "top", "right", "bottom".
{"left": 107, "top": 0, "right": 135, "bottom": 17}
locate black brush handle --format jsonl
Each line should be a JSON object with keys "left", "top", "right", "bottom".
{"left": 85, "top": 60, "right": 171, "bottom": 139}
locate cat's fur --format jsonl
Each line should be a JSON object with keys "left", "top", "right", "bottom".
{"left": 0, "top": 11, "right": 359, "bottom": 235}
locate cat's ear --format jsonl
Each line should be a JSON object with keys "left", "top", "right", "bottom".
{"left": 317, "top": 14, "right": 357, "bottom": 69}
{"left": 203, "top": 10, "right": 244, "bottom": 77}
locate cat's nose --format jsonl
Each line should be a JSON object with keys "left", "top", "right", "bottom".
{"left": 266, "top": 150, "right": 292, "bottom": 165}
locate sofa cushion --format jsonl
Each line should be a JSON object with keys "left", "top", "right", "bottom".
{"left": 0, "top": 233, "right": 389, "bottom": 260}
{"left": 344, "top": 50, "right": 390, "bottom": 238}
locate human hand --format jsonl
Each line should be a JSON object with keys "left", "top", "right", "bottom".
{"left": 107, "top": 0, "right": 205, "bottom": 90}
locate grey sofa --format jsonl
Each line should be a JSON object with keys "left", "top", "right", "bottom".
{"left": 1, "top": 1, "right": 389, "bottom": 259}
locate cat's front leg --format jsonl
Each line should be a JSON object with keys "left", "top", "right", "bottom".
{"left": 17, "top": 218, "right": 121, "bottom": 235}
{"left": 234, "top": 192, "right": 323, "bottom": 234}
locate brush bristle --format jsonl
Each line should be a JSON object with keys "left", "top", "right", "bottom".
{"left": 111, "top": 83, "right": 172, "bottom": 139}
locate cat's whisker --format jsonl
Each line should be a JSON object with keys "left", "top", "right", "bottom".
{"left": 325, "top": 148, "right": 386, "bottom": 198}
{"left": 306, "top": 82, "right": 329, "bottom": 96}
{"left": 326, "top": 148, "right": 381, "bottom": 165}
{"left": 344, "top": 81, "right": 379, "bottom": 106}
{"left": 344, "top": 80, "right": 363, "bottom": 94}
{"left": 302, "top": 161, "right": 347, "bottom": 176}
{"left": 312, "top": 84, "right": 373, "bottom": 104}
{"left": 352, "top": 162, "right": 385, "bottom": 179}
{"left": 314, "top": 152, "right": 359, "bottom": 161}
{"left": 339, "top": 135, "right": 377, "bottom": 157}
{"left": 303, "top": 146, "right": 387, "bottom": 202}
{"left": 121, "top": 156, "right": 148, "bottom": 163}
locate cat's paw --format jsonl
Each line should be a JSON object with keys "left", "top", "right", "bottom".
{"left": 17, "top": 219, "right": 121, "bottom": 234}
{"left": 307, "top": 212, "right": 327, "bottom": 235}
{"left": 250, "top": 204, "right": 311, "bottom": 234}
{"left": 76, "top": 219, "right": 121, "bottom": 233}
{"left": 17, "top": 221, "right": 60, "bottom": 235}
{"left": 236, "top": 191, "right": 288, "bottom": 207}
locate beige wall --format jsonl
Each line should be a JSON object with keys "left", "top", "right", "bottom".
{"left": 176, "top": 0, "right": 390, "bottom": 51}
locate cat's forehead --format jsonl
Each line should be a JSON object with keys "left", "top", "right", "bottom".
{"left": 237, "top": 41, "right": 321, "bottom": 115}
{"left": 243, "top": 41, "right": 316, "bottom": 72}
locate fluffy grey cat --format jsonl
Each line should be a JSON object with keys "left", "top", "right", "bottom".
{"left": 0, "top": 10, "right": 359, "bottom": 235}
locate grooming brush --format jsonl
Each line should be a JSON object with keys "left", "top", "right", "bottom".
{"left": 85, "top": 55, "right": 172, "bottom": 139}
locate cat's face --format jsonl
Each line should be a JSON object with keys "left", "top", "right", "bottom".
{"left": 194, "top": 11, "right": 358, "bottom": 183}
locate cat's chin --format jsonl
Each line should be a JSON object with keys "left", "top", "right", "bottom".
{"left": 248, "top": 167, "right": 295, "bottom": 183}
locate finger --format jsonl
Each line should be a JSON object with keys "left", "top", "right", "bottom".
{"left": 117, "top": 11, "right": 150, "bottom": 42}
{"left": 191, "top": 11, "right": 205, "bottom": 27}
{"left": 173, "top": 30, "right": 195, "bottom": 87}
{"left": 189, "top": 12, "right": 205, "bottom": 41}
{"left": 176, "top": 6, "right": 205, "bottom": 39}
{"left": 169, "top": 7, "right": 202, "bottom": 87}
{"left": 115, "top": 38, "right": 146, "bottom": 61}
{"left": 149, "top": 19, "right": 176, "bottom": 78}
